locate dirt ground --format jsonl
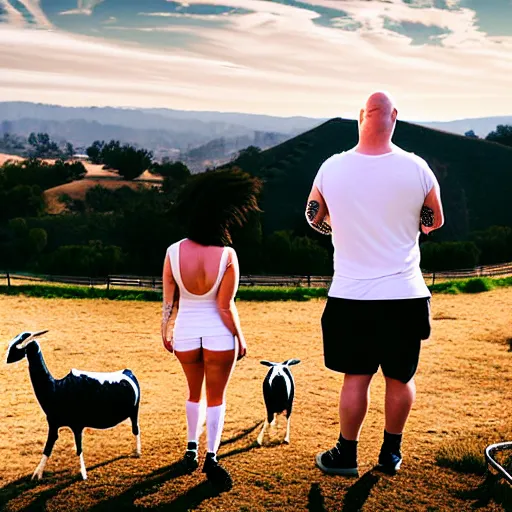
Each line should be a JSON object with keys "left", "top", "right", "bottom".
{"left": 0, "top": 290, "right": 511, "bottom": 511}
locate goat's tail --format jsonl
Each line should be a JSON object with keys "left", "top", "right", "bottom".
{"left": 123, "top": 369, "right": 141, "bottom": 406}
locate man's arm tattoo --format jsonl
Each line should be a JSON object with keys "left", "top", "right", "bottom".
{"left": 306, "top": 200, "right": 320, "bottom": 222}
{"left": 420, "top": 206, "right": 434, "bottom": 227}
{"left": 306, "top": 200, "right": 332, "bottom": 235}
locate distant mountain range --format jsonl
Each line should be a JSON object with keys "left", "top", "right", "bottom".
{"left": 420, "top": 117, "right": 512, "bottom": 137}
{"left": 0, "top": 102, "right": 325, "bottom": 169}
{"left": 0, "top": 102, "right": 510, "bottom": 170}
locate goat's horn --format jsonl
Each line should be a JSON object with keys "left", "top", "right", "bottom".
{"left": 18, "top": 330, "right": 49, "bottom": 350}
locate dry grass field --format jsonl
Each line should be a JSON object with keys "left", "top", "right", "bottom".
{"left": 0, "top": 290, "right": 511, "bottom": 512}
{"left": 0, "top": 152, "right": 162, "bottom": 214}
{"left": 43, "top": 179, "right": 155, "bottom": 214}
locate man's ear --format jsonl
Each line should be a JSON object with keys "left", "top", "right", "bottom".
{"left": 392, "top": 108, "right": 398, "bottom": 122}
{"left": 359, "top": 108, "right": 365, "bottom": 125}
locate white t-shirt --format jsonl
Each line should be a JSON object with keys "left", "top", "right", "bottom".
{"left": 313, "top": 145, "right": 438, "bottom": 300}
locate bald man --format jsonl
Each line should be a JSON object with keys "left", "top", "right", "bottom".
{"left": 306, "top": 92, "right": 444, "bottom": 476}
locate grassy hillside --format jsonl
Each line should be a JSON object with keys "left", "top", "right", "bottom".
{"left": 233, "top": 118, "right": 512, "bottom": 240}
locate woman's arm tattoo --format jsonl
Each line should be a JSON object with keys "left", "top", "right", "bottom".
{"left": 161, "top": 301, "right": 173, "bottom": 329}
{"left": 306, "top": 200, "right": 332, "bottom": 235}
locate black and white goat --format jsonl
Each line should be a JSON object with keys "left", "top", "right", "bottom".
{"left": 6, "top": 331, "right": 141, "bottom": 480}
{"left": 257, "top": 359, "right": 300, "bottom": 446}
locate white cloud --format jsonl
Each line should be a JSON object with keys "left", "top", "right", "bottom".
{"left": 12, "top": 0, "right": 51, "bottom": 27}
{"left": 172, "top": 0, "right": 321, "bottom": 20}
{"left": 0, "top": 1, "right": 511, "bottom": 120}
{"left": 0, "top": 0, "right": 26, "bottom": 27}
{"left": 137, "top": 12, "right": 222, "bottom": 21}
{"left": 101, "top": 16, "right": 117, "bottom": 25}
{"left": 60, "top": 0, "right": 104, "bottom": 16}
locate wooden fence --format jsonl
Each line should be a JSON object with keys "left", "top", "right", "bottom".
{"left": 1, "top": 261, "right": 511, "bottom": 290}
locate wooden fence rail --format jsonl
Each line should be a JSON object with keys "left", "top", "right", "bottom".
{"left": 1, "top": 262, "right": 511, "bottom": 291}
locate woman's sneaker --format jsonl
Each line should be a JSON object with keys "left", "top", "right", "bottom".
{"left": 315, "top": 436, "right": 359, "bottom": 477}
{"left": 182, "top": 441, "right": 199, "bottom": 472}
{"left": 203, "top": 452, "right": 233, "bottom": 491}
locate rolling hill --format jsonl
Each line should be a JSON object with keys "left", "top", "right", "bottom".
{"left": 229, "top": 118, "right": 512, "bottom": 241}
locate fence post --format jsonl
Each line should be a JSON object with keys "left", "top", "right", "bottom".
{"left": 106, "top": 276, "right": 110, "bottom": 291}
{"left": 307, "top": 275, "right": 311, "bottom": 288}
{"left": 7, "top": 271, "right": 11, "bottom": 288}
{"left": 432, "top": 272, "right": 435, "bottom": 286}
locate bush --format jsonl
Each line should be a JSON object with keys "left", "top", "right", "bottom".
{"left": 86, "top": 140, "right": 153, "bottom": 180}
{"left": 461, "top": 278, "right": 494, "bottom": 294}
{"left": 436, "top": 438, "right": 487, "bottom": 475}
{"left": 40, "top": 241, "right": 124, "bottom": 276}
{"left": 421, "top": 241, "right": 481, "bottom": 271}
{"left": 264, "top": 231, "right": 331, "bottom": 275}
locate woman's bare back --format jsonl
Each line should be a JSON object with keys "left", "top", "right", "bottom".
{"left": 178, "top": 239, "right": 227, "bottom": 296}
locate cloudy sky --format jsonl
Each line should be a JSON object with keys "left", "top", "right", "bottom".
{"left": 0, "top": 0, "right": 511, "bottom": 120}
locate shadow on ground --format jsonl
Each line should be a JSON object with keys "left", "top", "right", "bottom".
{"left": 0, "top": 455, "right": 130, "bottom": 512}
{"left": 306, "top": 470, "right": 380, "bottom": 512}
{"left": 341, "top": 470, "right": 381, "bottom": 512}
{"left": 0, "top": 422, "right": 263, "bottom": 512}
{"left": 307, "top": 482, "right": 326, "bottom": 512}
{"left": 456, "top": 473, "right": 512, "bottom": 510}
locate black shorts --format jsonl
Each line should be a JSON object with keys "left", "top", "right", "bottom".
{"left": 321, "top": 297, "right": 431, "bottom": 384}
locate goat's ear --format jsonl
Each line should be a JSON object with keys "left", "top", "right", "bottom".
{"left": 260, "top": 360, "right": 275, "bottom": 367}
{"left": 284, "top": 359, "right": 301, "bottom": 366}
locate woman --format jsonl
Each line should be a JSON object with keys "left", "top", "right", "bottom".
{"left": 161, "top": 168, "right": 261, "bottom": 490}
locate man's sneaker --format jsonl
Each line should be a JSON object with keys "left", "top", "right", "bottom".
{"left": 315, "top": 437, "right": 358, "bottom": 477}
{"left": 376, "top": 431, "right": 403, "bottom": 475}
{"left": 377, "top": 448, "right": 402, "bottom": 474}
{"left": 181, "top": 441, "right": 199, "bottom": 472}
{"left": 203, "top": 452, "right": 233, "bottom": 491}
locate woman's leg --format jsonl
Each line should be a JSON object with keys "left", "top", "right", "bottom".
{"left": 203, "top": 338, "right": 237, "bottom": 456}
{"left": 175, "top": 344, "right": 204, "bottom": 447}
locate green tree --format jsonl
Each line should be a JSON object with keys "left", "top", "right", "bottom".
{"left": 470, "top": 225, "right": 512, "bottom": 264}
{"left": 86, "top": 140, "right": 105, "bottom": 164}
{"left": 233, "top": 146, "right": 263, "bottom": 175}
{"left": 486, "top": 124, "right": 512, "bottom": 148}
{"left": 64, "top": 142, "right": 75, "bottom": 160}
{"left": 27, "top": 132, "right": 62, "bottom": 158}
{"left": 28, "top": 228, "right": 48, "bottom": 254}
{"left": 264, "top": 230, "right": 330, "bottom": 275}
{"left": 421, "top": 241, "right": 481, "bottom": 271}
{"left": 92, "top": 140, "right": 153, "bottom": 180}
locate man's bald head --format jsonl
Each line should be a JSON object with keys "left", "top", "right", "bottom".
{"left": 359, "top": 91, "right": 398, "bottom": 140}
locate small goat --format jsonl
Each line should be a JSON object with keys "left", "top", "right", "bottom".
{"left": 6, "top": 331, "right": 141, "bottom": 480}
{"left": 257, "top": 359, "right": 300, "bottom": 446}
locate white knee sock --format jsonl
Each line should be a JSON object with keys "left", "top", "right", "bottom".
{"left": 186, "top": 401, "right": 202, "bottom": 445}
{"left": 207, "top": 403, "right": 226, "bottom": 455}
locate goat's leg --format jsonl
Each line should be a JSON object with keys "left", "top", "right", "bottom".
{"left": 257, "top": 410, "right": 273, "bottom": 446}
{"left": 131, "top": 406, "right": 141, "bottom": 458}
{"left": 284, "top": 413, "right": 292, "bottom": 444}
{"left": 32, "top": 424, "right": 59, "bottom": 480}
{"left": 256, "top": 420, "right": 268, "bottom": 446}
{"left": 73, "top": 428, "right": 87, "bottom": 480}
{"left": 271, "top": 412, "right": 278, "bottom": 429}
